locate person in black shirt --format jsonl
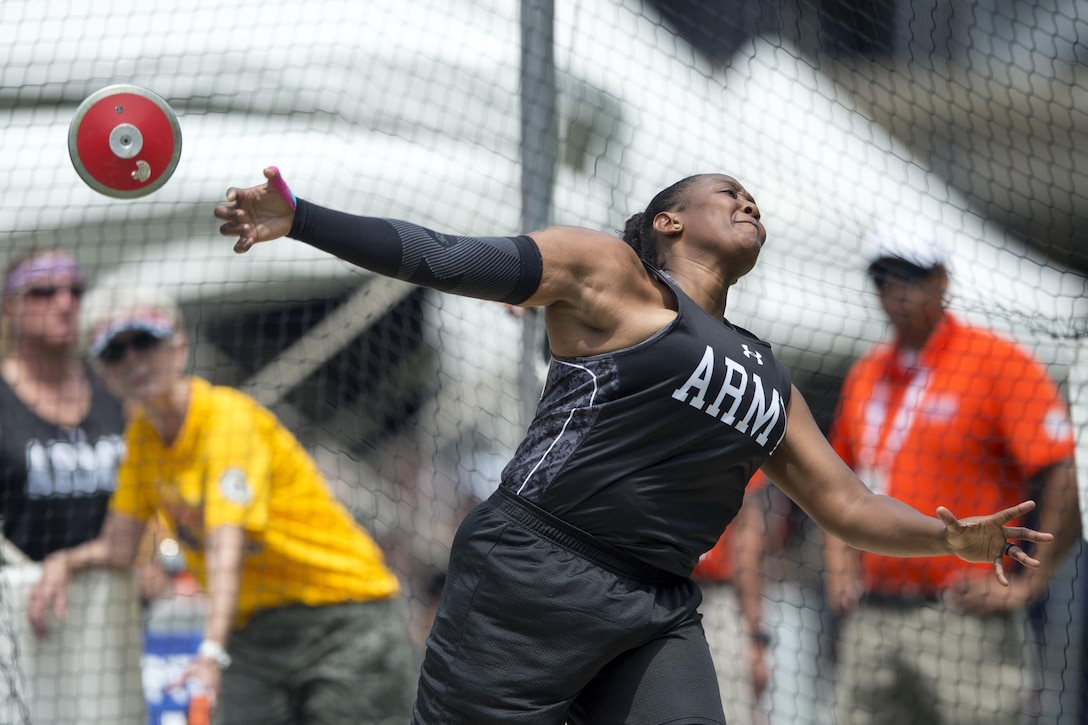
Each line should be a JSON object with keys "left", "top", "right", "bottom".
{"left": 216, "top": 168, "right": 1052, "bottom": 725}
{"left": 0, "top": 248, "right": 142, "bottom": 724}
{"left": 0, "top": 249, "right": 125, "bottom": 560}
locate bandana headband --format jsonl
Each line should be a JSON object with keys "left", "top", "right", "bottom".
{"left": 4, "top": 252, "right": 84, "bottom": 296}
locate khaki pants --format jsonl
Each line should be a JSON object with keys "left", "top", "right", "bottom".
{"left": 217, "top": 599, "right": 415, "bottom": 725}
{"left": 836, "top": 599, "right": 1033, "bottom": 725}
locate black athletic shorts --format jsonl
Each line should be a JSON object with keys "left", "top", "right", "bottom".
{"left": 412, "top": 487, "right": 726, "bottom": 724}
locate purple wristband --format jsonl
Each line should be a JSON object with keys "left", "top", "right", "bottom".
{"left": 267, "top": 166, "right": 297, "bottom": 211}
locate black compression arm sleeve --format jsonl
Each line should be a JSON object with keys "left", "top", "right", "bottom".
{"left": 288, "top": 199, "right": 543, "bottom": 305}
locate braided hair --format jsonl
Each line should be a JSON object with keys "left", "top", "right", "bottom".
{"left": 621, "top": 175, "right": 702, "bottom": 266}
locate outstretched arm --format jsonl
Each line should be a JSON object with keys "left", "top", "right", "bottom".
{"left": 215, "top": 167, "right": 541, "bottom": 305}
{"left": 761, "top": 386, "right": 1053, "bottom": 584}
{"left": 173, "top": 524, "right": 245, "bottom": 710}
{"left": 215, "top": 168, "right": 669, "bottom": 356}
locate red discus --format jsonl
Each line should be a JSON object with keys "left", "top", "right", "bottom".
{"left": 68, "top": 84, "right": 182, "bottom": 199}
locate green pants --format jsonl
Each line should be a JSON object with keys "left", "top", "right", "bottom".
{"left": 215, "top": 599, "right": 416, "bottom": 725}
{"left": 836, "top": 599, "right": 1032, "bottom": 725}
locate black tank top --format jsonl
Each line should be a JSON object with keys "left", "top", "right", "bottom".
{"left": 0, "top": 368, "right": 125, "bottom": 561}
{"left": 501, "top": 267, "right": 792, "bottom": 576}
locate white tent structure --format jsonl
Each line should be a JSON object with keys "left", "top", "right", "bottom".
{"left": 4, "top": 0, "right": 1083, "bottom": 367}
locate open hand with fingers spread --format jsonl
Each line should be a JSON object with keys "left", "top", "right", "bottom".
{"left": 214, "top": 166, "right": 297, "bottom": 253}
{"left": 936, "top": 500, "right": 1051, "bottom": 586}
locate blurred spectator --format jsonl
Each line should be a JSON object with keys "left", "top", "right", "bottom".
{"left": 693, "top": 474, "right": 770, "bottom": 724}
{"left": 401, "top": 447, "right": 510, "bottom": 651}
{"left": 823, "top": 223, "right": 1081, "bottom": 725}
{"left": 27, "top": 283, "right": 416, "bottom": 725}
{"left": 746, "top": 481, "right": 837, "bottom": 725}
{"left": 701, "top": 471, "right": 836, "bottom": 725}
{"left": 0, "top": 249, "right": 142, "bottom": 724}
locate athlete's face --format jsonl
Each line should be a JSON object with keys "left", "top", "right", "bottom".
{"left": 665, "top": 174, "right": 766, "bottom": 276}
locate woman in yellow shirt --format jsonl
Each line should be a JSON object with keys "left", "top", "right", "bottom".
{"left": 27, "top": 284, "right": 415, "bottom": 725}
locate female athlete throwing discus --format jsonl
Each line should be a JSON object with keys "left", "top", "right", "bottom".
{"left": 216, "top": 168, "right": 1051, "bottom": 725}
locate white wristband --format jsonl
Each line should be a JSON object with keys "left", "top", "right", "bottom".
{"left": 197, "top": 639, "right": 232, "bottom": 669}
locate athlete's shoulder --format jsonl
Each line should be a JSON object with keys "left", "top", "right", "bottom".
{"left": 529, "top": 226, "right": 639, "bottom": 262}
{"left": 721, "top": 318, "right": 775, "bottom": 350}
{"left": 530, "top": 224, "right": 623, "bottom": 243}
{"left": 719, "top": 319, "right": 793, "bottom": 394}
{"left": 722, "top": 317, "right": 783, "bottom": 359}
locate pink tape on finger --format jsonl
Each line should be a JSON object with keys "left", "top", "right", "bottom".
{"left": 267, "top": 166, "right": 297, "bottom": 210}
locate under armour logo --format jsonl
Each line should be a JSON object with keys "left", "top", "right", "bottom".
{"left": 741, "top": 344, "right": 764, "bottom": 365}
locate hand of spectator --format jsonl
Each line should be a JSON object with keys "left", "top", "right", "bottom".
{"left": 215, "top": 166, "right": 296, "bottom": 254}
{"left": 136, "top": 558, "right": 175, "bottom": 604}
{"left": 746, "top": 637, "right": 771, "bottom": 699}
{"left": 26, "top": 552, "right": 72, "bottom": 637}
{"left": 824, "top": 564, "right": 863, "bottom": 616}
{"left": 936, "top": 500, "right": 1051, "bottom": 586}
{"left": 823, "top": 534, "right": 863, "bottom": 616}
{"left": 941, "top": 569, "right": 1034, "bottom": 616}
{"left": 171, "top": 656, "right": 224, "bottom": 712}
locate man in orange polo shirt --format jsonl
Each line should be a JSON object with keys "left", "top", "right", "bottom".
{"left": 824, "top": 223, "right": 1080, "bottom": 725}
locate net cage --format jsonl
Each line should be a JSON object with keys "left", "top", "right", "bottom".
{"left": 1, "top": 0, "right": 1086, "bottom": 722}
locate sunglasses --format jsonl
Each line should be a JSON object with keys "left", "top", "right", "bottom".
{"left": 97, "top": 331, "right": 164, "bottom": 363}
{"left": 23, "top": 284, "right": 86, "bottom": 300}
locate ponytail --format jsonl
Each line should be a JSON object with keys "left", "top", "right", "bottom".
{"left": 620, "top": 175, "right": 703, "bottom": 267}
{"left": 621, "top": 212, "right": 655, "bottom": 265}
